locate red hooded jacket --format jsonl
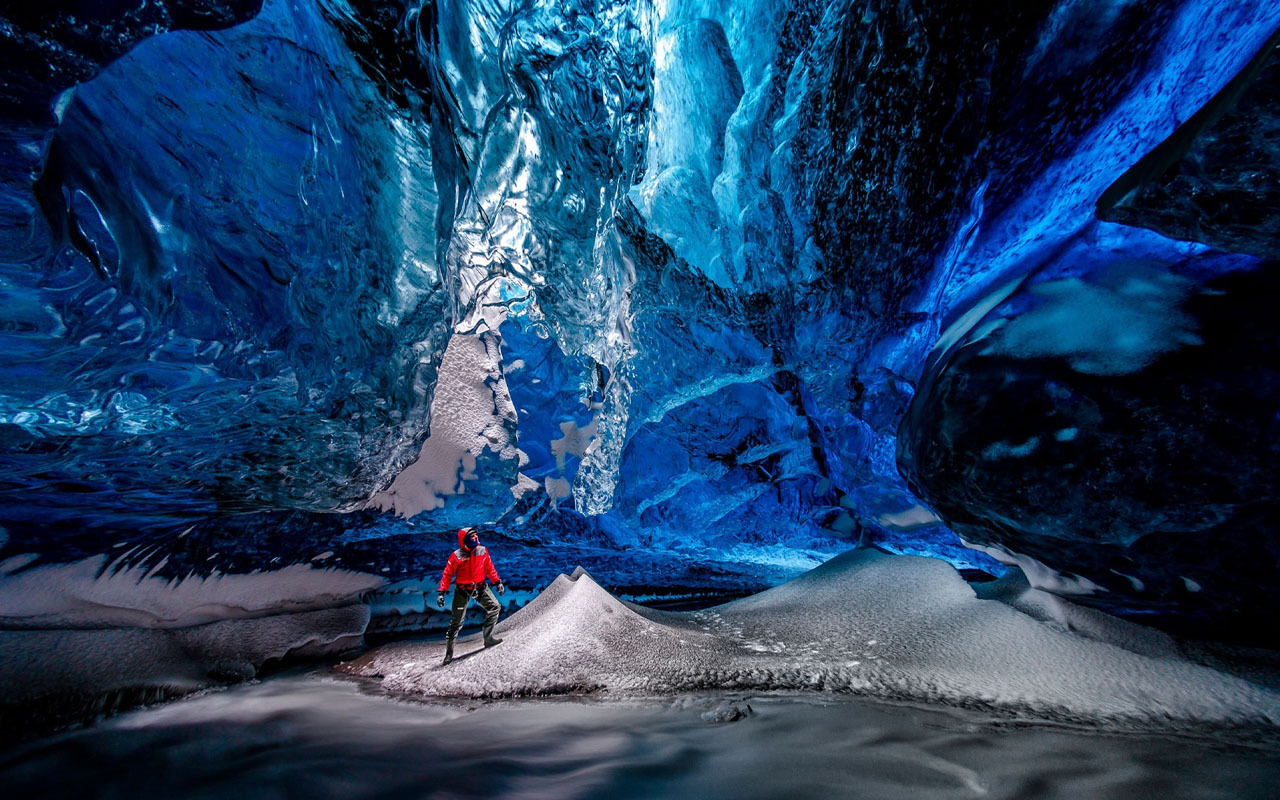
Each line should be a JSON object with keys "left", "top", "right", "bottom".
{"left": 438, "top": 529, "right": 501, "bottom": 593}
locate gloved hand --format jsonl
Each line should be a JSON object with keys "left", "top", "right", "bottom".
{"left": 436, "top": 592, "right": 445, "bottom": 608}
{"left": 496, "top": 581, "right": 506, "bottom": 596}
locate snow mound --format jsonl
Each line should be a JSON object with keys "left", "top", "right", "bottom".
{"left": 346, "top": 551, "right": 1280, "bottom": 729}
{"left": 351, "top": 566, "right": 735, "bottom": 697}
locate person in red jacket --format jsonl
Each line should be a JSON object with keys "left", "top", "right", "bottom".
{"left": 436, "top": 526, "right": 506, "bottom": 665}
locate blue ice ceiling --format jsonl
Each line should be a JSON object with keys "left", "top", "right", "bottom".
{"left": 2, "top": 1, "right": 1279, "bottom": 641}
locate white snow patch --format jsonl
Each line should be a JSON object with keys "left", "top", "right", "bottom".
{"left": 544, "top": 475, "right": 572, "bottom": 500}
{"left": 983, "top": 270, "right": 1201, "bottom": 376}
{"left": 877, "top": 504, "right": 942, "bottom": 531}
{"left": 974, "top": 569, "right": 1180, "bottom": 661}
{"left": 1110, "top": 568, "right": 1146, "bottom": 592}
{"left": 512, "top": 472, "right": 542, "bottom": 500}
{"left": 369, "top": 325, "right": 519, "bottom": 517}
{"left": 550, "top": 419, "right": 598, "bottom": 472}
{"left": 960, "top": 539, "right": 1104, "bottom": 596}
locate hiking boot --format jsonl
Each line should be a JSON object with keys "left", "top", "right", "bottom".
{"left": 443, "top": 641, "right": 454, "bottom": 665}
{"left": 483, "top": 636, "right": 503, "bottom": 648}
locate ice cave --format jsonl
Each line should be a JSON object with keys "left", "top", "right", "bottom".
{"left": 1, "top": 0, "right": 1280, "bottom": 797}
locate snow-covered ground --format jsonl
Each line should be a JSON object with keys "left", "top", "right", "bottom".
{"left": 347, "top": 550, "right": 1280, "bottom": 730}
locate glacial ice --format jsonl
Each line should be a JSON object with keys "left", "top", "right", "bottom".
{"left": 2, "top": 0, "right": 1280, "bottom": 718}
{"left": 370, "top": 318, "right": 519, "bottom": 520}
{"left": 900, "top": 255, "right": 1280, "bottom": 643}
{"left": 1, "top": 606, "right": 370, "bottom": 711}
{"left": 1098, "top": 28, "right": 1280, "bottom": 260}
{"left": 3, "top": 0, "right": 449, "bottom": 527}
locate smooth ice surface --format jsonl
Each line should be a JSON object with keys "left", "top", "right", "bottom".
{"left": 348, "top": 551, "right": 1280, "bottom": 729}
{"left": 4, "top": 673, "right": 1279, "bottom": 800}
{"left": 900, "top": 253, "right": 1280, "bottom": 643}
{"left": 1, "top": 0, "right": 449, "bottom": 527}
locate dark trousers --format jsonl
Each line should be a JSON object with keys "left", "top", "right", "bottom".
{"left": 446, "top": 584, "right": 501, "bottom": 643}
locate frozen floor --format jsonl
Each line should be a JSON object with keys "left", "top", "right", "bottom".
{"left": 1, "top": 671, "right": 1277, "bottom": 800}
{"left": 348, "top": 551, "right": 1280, "bottom": 729}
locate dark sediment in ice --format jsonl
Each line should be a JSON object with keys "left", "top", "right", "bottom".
{"left": 0, "top": 2, "right": 265, "bottom": 114}
{"left": 899, "top": 263, "right": 1280, "bottom": 646}
{"left": 1098, "top": 31, "right": 1280, "bottom": 259}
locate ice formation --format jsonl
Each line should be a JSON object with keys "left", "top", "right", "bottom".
{"left": 0, "top": 553, "right": 383, "bottom": 719}
{"left": 900, "top": 257, "right": 1280, "bottom": 641}
{"left": 2, "top": 0, "right": 1280, "bottom": 723}
{"left": 369, "top": 324, "right": 519, "bottom": 520}
{"left": 0, "top": 553, "right": 384, "bottom": 628}
{"left": 1, "top": 606, "right": 370, "bottom": 712}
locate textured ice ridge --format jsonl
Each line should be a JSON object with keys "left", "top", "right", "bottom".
{"left": 347, "top": 550, "right": 1280, "bottom": 729}
{"left": 0, "top": 554, "right": 385, "bottom": 628}
{"left": 0, "top": 553, "right": 386, "bottom": 716}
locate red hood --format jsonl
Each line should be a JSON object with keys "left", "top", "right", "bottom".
{"left": 457, "top": 528, "right": 469, "bottom": 549}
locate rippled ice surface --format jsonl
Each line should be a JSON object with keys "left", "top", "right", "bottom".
{"left": 2, "top": 672, "right": 1278, "bottom": 800}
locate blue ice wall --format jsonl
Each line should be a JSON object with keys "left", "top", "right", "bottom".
{"left": 2, "top": 1, "right": 447, "bottom": 532}
{"left": 2, "top": 0, "right": 1279, "bottom": 623}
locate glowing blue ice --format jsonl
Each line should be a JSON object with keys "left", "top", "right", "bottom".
{"left": 1, "top": 0, "right": 1277, "bottom": 605}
